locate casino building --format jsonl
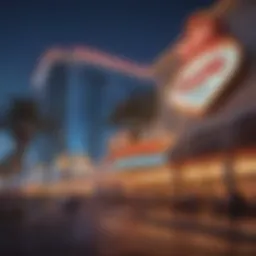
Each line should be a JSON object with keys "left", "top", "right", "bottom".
{"left": 31, "top": 47, "right": 155, "bottom": 176}
{"left": 151, "top": 0, "right": 256, "bottom": 197}
{"left": 31, "top": 0, "right": 256, "bottom": 190}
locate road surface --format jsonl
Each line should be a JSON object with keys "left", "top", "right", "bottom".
{"left": 0, "top": 197, "right": 255, "bottom": 255}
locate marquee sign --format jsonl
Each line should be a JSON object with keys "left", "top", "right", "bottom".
{"left": 113, "top": 153, "right": 167, "bottom": 170}
{"left": 168, "top": 40, "right": 243, "bottom": 115}
{"left": 166, "top": 12, "right": 244, "bottom": 116}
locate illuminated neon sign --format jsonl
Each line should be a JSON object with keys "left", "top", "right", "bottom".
{"left": 167, "top": 12, "right": 243, "bottom": 116}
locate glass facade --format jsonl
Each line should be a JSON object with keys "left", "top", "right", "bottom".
{"left": 42, "top": 63, "right": 155, "bottom": 163}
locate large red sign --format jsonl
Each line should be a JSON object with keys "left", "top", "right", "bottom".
{"left": 167, "top": 12, "right": 243, "bottom": 115}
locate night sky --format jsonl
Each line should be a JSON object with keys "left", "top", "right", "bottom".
{"left": 0, "top": 0, "right": 214, "bottom": 108}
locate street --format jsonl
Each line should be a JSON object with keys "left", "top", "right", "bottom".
{"left": 0, "top": 196, "right": 255, "bottom": 255}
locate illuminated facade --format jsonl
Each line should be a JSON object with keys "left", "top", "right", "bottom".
{"left": 32, "top": 47, "right": 154, "bottom": 166}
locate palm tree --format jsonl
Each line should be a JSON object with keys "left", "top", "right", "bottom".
{"left": 0, "top": 98, "right": 55, "bottom": 177}
{"left": 109, "top": 88, "right": 158, "bottom": 133}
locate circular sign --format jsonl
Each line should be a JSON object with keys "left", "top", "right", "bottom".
{"left": 168, "top": 40, "right": 243, "bottom": 115}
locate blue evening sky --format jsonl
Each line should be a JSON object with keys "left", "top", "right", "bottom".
{"left": 0, "top": 0, "right": 214, "bottom": 108}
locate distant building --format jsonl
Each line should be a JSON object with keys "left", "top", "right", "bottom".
{"left": 32, "top": 47, "right": 155, "bottom": 166}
